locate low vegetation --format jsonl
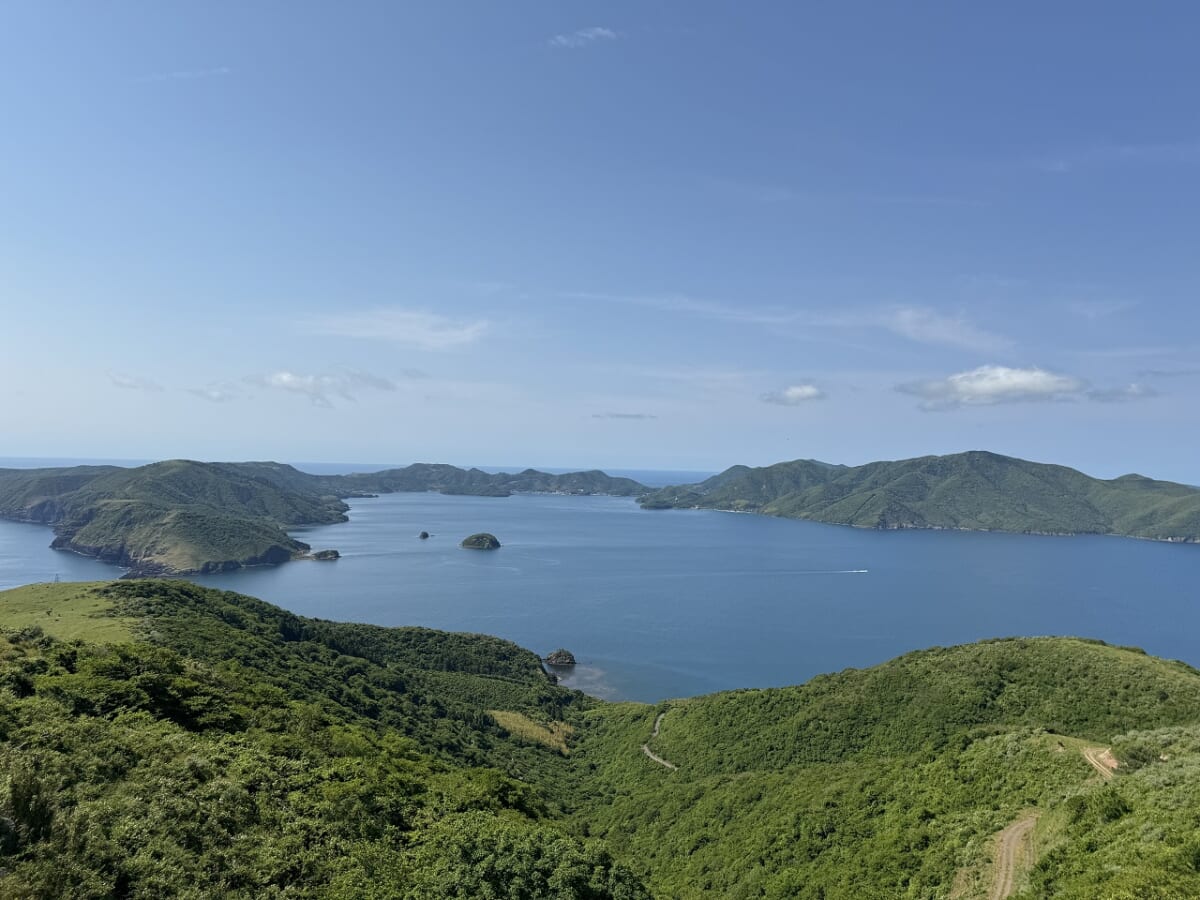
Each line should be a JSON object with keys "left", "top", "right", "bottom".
{"left": 4, "top": 579, "right": 1200, "bottom": 897}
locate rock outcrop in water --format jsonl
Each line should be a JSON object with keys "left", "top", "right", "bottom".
{"left": 545, "top": 648, "right": 576, "bottom": 666}
{"left": 461, "top": 533, "right": 501, "bottom": 550}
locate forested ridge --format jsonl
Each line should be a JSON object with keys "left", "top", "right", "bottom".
{"left": 640, "top": 450, "right": 1200, "bottom": 543}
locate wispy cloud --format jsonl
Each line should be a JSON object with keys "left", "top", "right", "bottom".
{"left": 248, "top": 369, "right": 397, "bottom": 408}
{"left": 1036, "top": 138, "right": 1200, "bottom": 174}
{"left": 592, "top": 412, "right": 657, "bottom": 420}
{"left": 701, "top": 176, "right": 977, "bottom": 209}
{"left": 187, "top": 382, "right": 240, "bottom": 403}
{"left": 301, "top": 308, "right": 487, "bottom": 350}
{"left": 139, "top": 66, "right": 232, "bottom": 83}
{"left": 897, "top": 365, "right": 1086, "bottom": 411}
{"left": 617, "top": 364, "right": 761, "bottom": 392}
{"left": 563, "top": 291, "right": 798, "bottom": 326}
{"left": 1087, "top": 383, "right": 1158, "bottom": 403}
{"left": 108, "top": 371, "right": 163, "bottom": 392}
{"left": 876, "top": 307, "right": 1011, "bottom": 353}
{"left": 566, "top": 291, "right": 1008, "bottom": 351}
{"left": 762, "top": 384, "right": 824, "bottom": 406}
{"left": 1138, "top": 367, "right": 1200, "bottom": 379}
{"left": 549, "top": 27, "right": 617, "bottom": 49}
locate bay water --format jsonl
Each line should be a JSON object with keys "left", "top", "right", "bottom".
{"left": 4, "top": 489, "right": 1198, "bottom": 702}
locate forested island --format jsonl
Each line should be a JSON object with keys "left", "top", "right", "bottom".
{"left": 640, "top": 450, "right": 1200, "bottom": 543}
{"left": 0, "top": 461, "right": 646, "bottom": 576}
{"left": 4, "top": 450, "right": 1199, "bottom": 579}
{"left": 3, "top": 578, "right": 1200, "bottom": 897}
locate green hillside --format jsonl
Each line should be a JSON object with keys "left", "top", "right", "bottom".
{"left": 4, "top": 580, "right": 1200, "bottom": 897}
{"left": 640, "top": 451, "right": 1200, "bottom": 542}
{"left": 570, "top": 640, "right": 1200, "bottom": 898}
{"left": 0, "top": 580, "right": 645, "bottom": 898}
{"left": 0, "top": 461, "right": 348, "bottom": 575}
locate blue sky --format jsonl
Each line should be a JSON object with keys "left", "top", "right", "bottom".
{"left": 2, "top": 2, "right": 1198, "bottom": 480}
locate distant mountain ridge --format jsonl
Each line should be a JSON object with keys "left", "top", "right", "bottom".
{"left": 0, "top": 460, "right": 648, "bottom": 575}
{"left": 640, "top": 450, "right": 1200, "bottom": 542}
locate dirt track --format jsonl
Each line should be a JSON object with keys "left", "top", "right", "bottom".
{"left": 642, "top": 712, "right": 677, "bottom": 770}
{"left": 988, "top": 813, "right": 1039, "bottom": 900}
{"left": 1082, "top": 746, "right": 1118, "bottom": 779}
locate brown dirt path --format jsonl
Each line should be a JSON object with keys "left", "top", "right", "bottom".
{"left": 988, "top": 813, "right": 1039, "bottom": 900}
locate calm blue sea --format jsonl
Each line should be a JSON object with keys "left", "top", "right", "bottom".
{"left": 3, "top": 487, "right": 1199, "bottom": 703}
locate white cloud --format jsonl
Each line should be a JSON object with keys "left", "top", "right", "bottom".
{"left": 592, "top": 412, "right": 657, "bottom": 420}
{"left": 108, "top": 371, "right": 164, "bottom": 392}
{"left": 1088, "top": 383, "right": 1158, "bottom": 403}
{"left": 762, "top": 384, "right": 824, "bottom": 405}
{"left": 549, "top": 27, "right": 617, "bottom": 49}
{"left": 301, "top": 308, "right": 487, "bottom": 350}
{"left": 249, "top": 370, "right": 397, "bottom": 407}
{"left": 897, "top": 365, "right": 1086, "bottom": 410}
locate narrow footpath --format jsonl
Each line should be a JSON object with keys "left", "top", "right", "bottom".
{"left": 642, "top": 711, "right": 678, "bottom": 771}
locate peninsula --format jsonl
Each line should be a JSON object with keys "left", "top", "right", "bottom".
{"left": 0, "top": 460, "right": 647, "bottom": 576}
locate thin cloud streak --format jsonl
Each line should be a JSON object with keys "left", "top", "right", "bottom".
{"left": 247, "top": 369, "right": 398, "bottom": 408}
{"left": 108, "top": 371, "right": 164, "bottom": 392}
{"left": 1087, "top": 383, "right": 1158, "bottom": 403}
{"left": 549, "top": 27, "right": 617, "bottom": 49}
{"left": 301, "top": 308, "right": 488, "bottom": 350}
{"left": 565, "top": 291, "right": 1009, "bottom": 351}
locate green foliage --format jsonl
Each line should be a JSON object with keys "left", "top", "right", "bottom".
{"left": 640, "top": 450, "right": 1200, "bottom": 541}
{"left": 0, "top": 581, "right": 642, "bottom": 898}
{"left": 565, "top": 639, "right": 1200, "bottom": 898}
{"left": 1016, "top": 726, "right": 1200, "bottom": 898}
{"left": 6, "top": 579, "right": 1200, "bottom": 897}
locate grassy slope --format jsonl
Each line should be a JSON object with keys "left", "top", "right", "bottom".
{"left": 0, "top": 583, "right": 136, "bottom": 643}
{"left": 569, "top": 639, "right": 1200, "bottom": 898}
{"left": 640, "top": 451, "right": 1200, "bottom": 541}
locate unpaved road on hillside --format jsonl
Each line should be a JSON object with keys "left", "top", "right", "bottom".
{"left": 989, "top": 813, "right": 1039, "bottom": 900}
{"left": 1082, "top": 746, "right": 1118, "bottom": 779}
{"left": 642, "top": 712, "right": 677, "bottom": 770}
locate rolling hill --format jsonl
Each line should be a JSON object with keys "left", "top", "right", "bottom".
{"left": 4, "top": 579, "right": 1200, "bottom": 897}
{"left": 640, "top": 450, "right": 1200, "bottom": 543}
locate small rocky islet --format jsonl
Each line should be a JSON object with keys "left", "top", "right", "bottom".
{"left": 460, "top": 532, "right": 501, "bottom": 550}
